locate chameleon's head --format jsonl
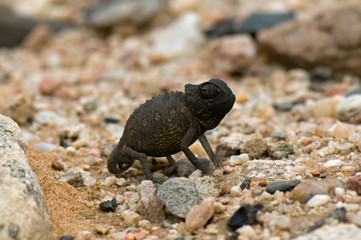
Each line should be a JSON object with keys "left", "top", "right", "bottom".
{"left": 185, "top": 78, "right": 235, "bottom": 130}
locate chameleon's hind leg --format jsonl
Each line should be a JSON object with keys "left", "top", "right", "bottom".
{"left": 166, "top": 155, "right": 179, "bottom": 176}
{"left": 125, "top": 147, "right": 166, "bottom": 183}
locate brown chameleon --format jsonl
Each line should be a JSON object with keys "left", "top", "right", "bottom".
{"left": 107, "top": 78, "right": 235, "bottom": 182}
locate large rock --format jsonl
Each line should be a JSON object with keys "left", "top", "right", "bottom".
{"left": 0, "top": 114, "right": 52, "bottom": 240}
{"left": 258, "top": 4, "right": 361, "bottom": 77}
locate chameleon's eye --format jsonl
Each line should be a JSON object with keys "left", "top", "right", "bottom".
{"left": 199, "top": 83, "right": 220, "bottom": 99}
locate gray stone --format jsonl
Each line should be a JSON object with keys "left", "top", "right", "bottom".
{"left": 268, "top": 142, "right": 294, "bottom": 159}
{"left": 258, "top": 4, "right": 361, "bottom": 77}
{"left": 195, "top": 176, "right": 220, "bottom": 199}
{"left": 157, "top": 178, "right": 202, "bottom": 218}
{"left": 86, "top": 0, "right": 165, "bottom": 29}
{"left": 293, "top": 224, "right": 361, "bottom": 240}
{"left": 0, "top": 114, "right": 52, "bottom": 240}
{"left": 266, "top": 180, "right": 301, "bottom": 194}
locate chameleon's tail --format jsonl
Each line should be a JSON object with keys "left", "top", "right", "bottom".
{"left": 107, "top": 143, "right": 134, "bottom": 174}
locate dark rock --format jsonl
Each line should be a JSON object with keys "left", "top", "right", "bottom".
{"left": 234, "top": 12, "right": 295, "bottom": 36}
{"left": 227, "top": 204, "right": 263, "bottom": 229}
{"left": 59, "top": 236, "right": 74, "bottom": 240}
{"left": 240, "top": 178, "right": 251, "bottom": 190}
{"left": 176, "top": 158, "right": 196, "bottom": 177}
{"left": 59, "top": 137, "right": 70, "bottom": 148}
{"left": 205, "top": 12, "right": 295, "bottom": 38}
{"left": 205, "top": 17, "right": 236, "bottom": 39}
{"left": 329, "top": 207, "right": 347, "bottom": 222}
{"left": 99, "top": 198, "right": 118, "bottom": 212}
{"left": 258, "top": 4, "right": 361, "bottom": 77}
{"left": 0, "top": 5, "right": 72, "bottom": 47}
{"left": 310, "top": 67, "right": 333, "bottom": 82}
{"left": 309, "top": 207, "right": 347, "bottom": 232}
{"left": 273, "top": 99, "right": 306, "bottom": 112}
{"left": 104, "top": 117, "right": 120, "bottom": 124}
{"left": 268, "top": 142, "right": 294, "bottom": 159}
{"left": 86, "top": 0, "right": 165, "bottom": 29}
{"left": 266, "top": 180, "right": 301, "bottom": 194}
{"left": 345, "top": 174, "right": 361, "bottom": 195}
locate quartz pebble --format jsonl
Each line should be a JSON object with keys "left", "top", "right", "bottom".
{"left": 185, "top": 198, "right": 215, "bottom": 233}
{"left": 138, "top": 180, "right": 165, "bottom": 222}
{"left": 229, "top": 153, "right": 249, "bottom": 166}
{"left": 323, "top": 159, "right": 344, "bottom": 168}
{"left": 306, "top": 194, "right": 331, "bottom": 207}
{"left": 121, "top": 210, "right": 141, "bottom": 227}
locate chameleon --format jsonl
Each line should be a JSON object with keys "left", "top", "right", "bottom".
{"left": 107, "top": 78, "right": 235, "bottom": 182}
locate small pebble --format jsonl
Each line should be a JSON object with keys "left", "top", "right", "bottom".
{"left": 59, "top": 236, "right": 74, "bottom": 240}
{"left": 185, "top": 198, "right": 215, "bottom": 233}
{"left": 229, "top": 153, "right": 249, "bottom": 166}
{"left": 243, "top": 134, "right": 268, "bottom": 159}
{"left": 227, "top": 204, "right": 263, "bottom": 229}
{"left": 95, "top": 224, "right": 110, "bottom": 235}
{"left": 121, "top": 210, "right": 141, "bottom": 227}
{"left": 323, "top": 159, "right": 344, "bottom": 168}
{"left": 34, "top": 142, "right": 57, "bottom": 152}
{"left": 306, "top": 194, "right": 331, "bottom": 207}
{"left": 268, "top": 143, "right": 294, "bottom": 159}
{"left": 99, "top": 198, "right": 118, "bottom": 212}
{"left": 266, "top": 180, "right": 301, "bottom": 194}
{"left": 51, "top": 160, "right": 64, "bottom": 171}
{"left": 346, "top": 174, "right": 361, "bottom": 195}
{"left": 138, "top": 180, "right": 165, "bottom": 222}
{"left": 257, "top": 191, "right": 273, "bottom": 204}
{"left": 240, "top": 178, "right": 252, "bottom": 190}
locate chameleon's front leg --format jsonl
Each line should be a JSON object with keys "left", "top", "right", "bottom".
{"left": 179, "top": 128, "right": 214, "bottom": 174}
{"left": 199, "top": 133, "right": 222, "bottom": 166}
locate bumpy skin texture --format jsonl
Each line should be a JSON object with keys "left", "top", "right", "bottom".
{"left": 108, "top": 78, "right": 235, "bottom": 182}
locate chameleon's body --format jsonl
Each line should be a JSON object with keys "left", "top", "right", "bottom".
{"left": 108, "top": 78, "right": 235, "bottom": 182}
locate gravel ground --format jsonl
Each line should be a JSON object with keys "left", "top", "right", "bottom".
{"left": 1, "top": 0, "right": 361, "bottom": 239}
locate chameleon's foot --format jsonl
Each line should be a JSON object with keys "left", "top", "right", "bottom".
{"left": 166, "top": 165, "right": 178, "bottom": 176}
{"left": 151, "top": 176, "right": 168, "bottom": 184}
{"left": 212, "top": 156, "right": 223, "bottom": 167}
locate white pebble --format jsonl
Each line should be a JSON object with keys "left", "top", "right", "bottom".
{"left": 323, "top": 159, "right": 343, "bottom": 168}
{"left": 188, "top": 170, "right": 202, "bottom": 183}
{"left": 236, "top": 225, "right": 256, "bottom": 238}
{"left": 116, "top": 178, "right": 127, "bottom": 186}
{"left": 103, "top": 176, "right": 117, "bottom": 187}
{"left": 229, "top": 153, "right": 249, "bottom": 166}
{"left": 230, "top": 186, "right": 242, "bottom": 197}
{"left": 335, "top": 187, "right": 345, "bottom": 197}
{"left": 306, "top": 194, "right": 331, "bottom": 207}
{"left": 317, "top": 146, "right": 335, "bottom": 157}
{"left": 348, "top": 133, "right": 361, "bottom": 143}
{"left": 121, "top": 210, "right": 141, "bottom": 227}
